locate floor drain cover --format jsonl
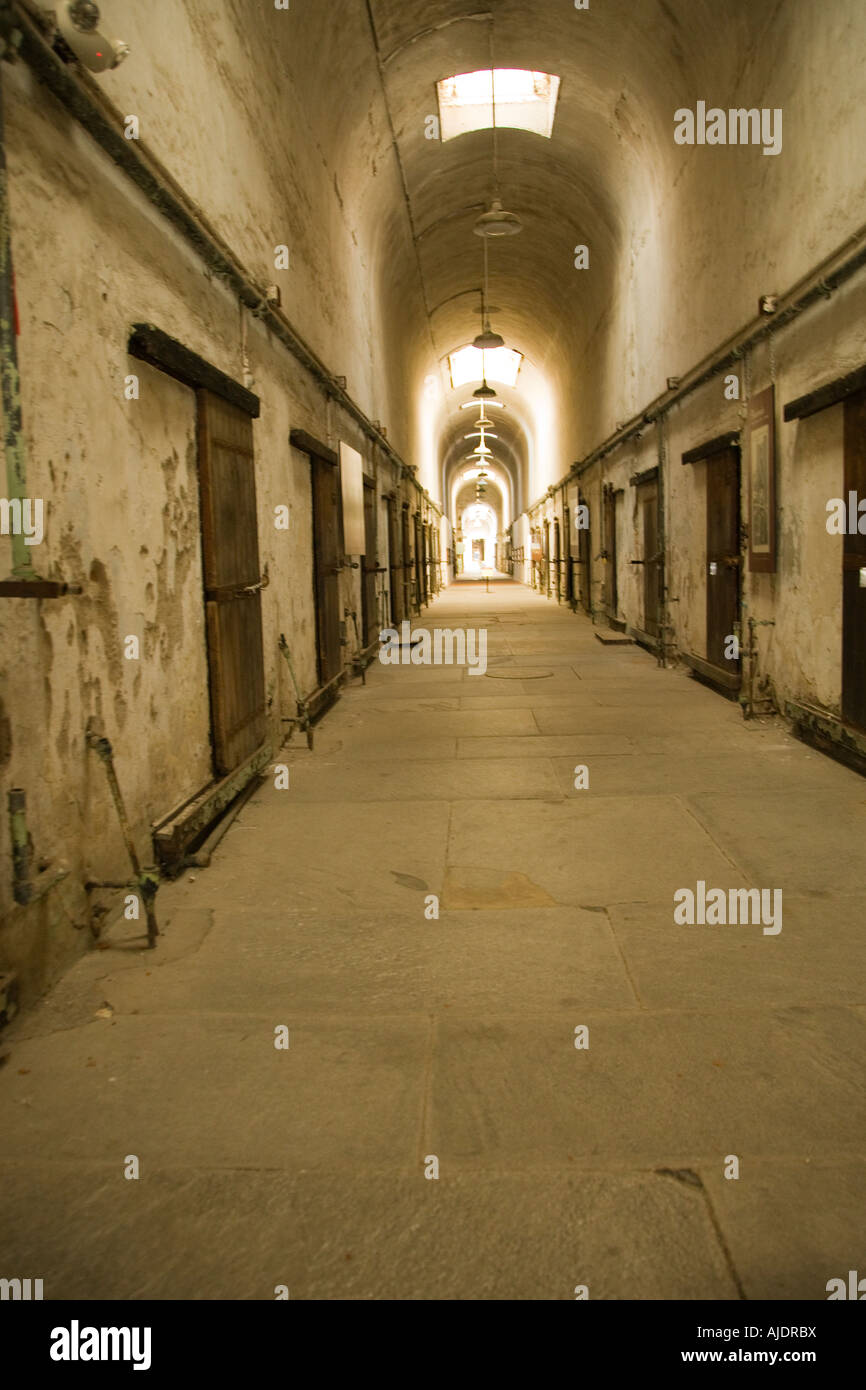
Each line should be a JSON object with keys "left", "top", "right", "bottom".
{"left": 484, "top": 667, "right": 554, "bottom": 680}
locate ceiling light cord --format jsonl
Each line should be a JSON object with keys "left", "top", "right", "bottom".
{"left": 489, "top": 22, "right": 499, "bottom": 200}
{"left": 482, "top": 235, "right": 490, "bottom": 330}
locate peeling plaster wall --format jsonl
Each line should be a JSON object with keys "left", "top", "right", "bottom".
{"left": 0, "top": 9, "right": 424, "bottom": 1006}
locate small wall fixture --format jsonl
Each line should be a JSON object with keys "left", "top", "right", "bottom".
{"left": 759, "top": 295, "right": 779, "bottom": 315}
{"left": 56, "top": 0, "right": 129, "bottom": 70}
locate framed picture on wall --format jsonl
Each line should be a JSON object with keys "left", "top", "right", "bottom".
{"left": 747, "top": 385, "right": 776, "bottom": 572}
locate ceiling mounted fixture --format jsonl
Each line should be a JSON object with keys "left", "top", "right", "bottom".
{"left": 460, "top": 400, "right": 505, "bottom": 410}
{"left": 473, "top": 380, "right": 497, "bottom": 399}
{"left": 473, "top": 199, "right": 522, "bottom": 238}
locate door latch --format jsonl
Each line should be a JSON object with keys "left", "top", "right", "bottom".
{"left": 234, "top": 564, "right": 269, "bottom": 598}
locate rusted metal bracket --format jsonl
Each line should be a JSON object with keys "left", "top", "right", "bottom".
{"left": 0, "top": 578, "right": 83, "bottom": 597}
{"left": 278, "top": 633, "right": 314, "bottom": 748}
{"left": 86, "top": 725, "right": 159, "bottom": 948}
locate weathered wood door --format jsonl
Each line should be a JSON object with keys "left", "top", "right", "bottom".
{"left": 311, "top": 453, "right": 343, "bottom": 687}
{"left": 197, "top": 390, "right": 267, "bottom": 775}
{"left": 386, "top": 496, "right": 403, "bottom": 625}
{"left": 843, "top": 391, "right": 866, "bottom": 728}
{"left": 361, "top": 477, "right": 378, "bottom": 647}
{"left": 413, "top": 513, "right": 423, "bottom": 610}
{"left": 401, "top": 505, "right": 413, "bottom": 615}
{"left": 578, "top": 492, "right": 592, "bottom": 614}
{"left": 603, "top": 486, "right": 619, "bottom": 619}
{"left": 706, "top": 448, "right": 741, "bottom": 671}
{"left": 422, "top": 522, "right": 430, "bottom": 604}
{"left": 638, "top": 479, "right": 661, "bottom": 638}
{"left": 543, "top": 522, "right": 551, "bottom": 596}
{"left": 562, "top": 506, "right": 574, "bottom": 605}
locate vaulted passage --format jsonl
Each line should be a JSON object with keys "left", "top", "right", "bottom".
{"left": 1, "top": 0, "right": 866, "bottom": 1313}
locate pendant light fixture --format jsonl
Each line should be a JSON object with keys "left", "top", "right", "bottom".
{"left": 473, "top": 50, "right": 523, "bottom": 239}
{"left": 473, "top": 237, "right": 505, "bottom": 350}
{"left": 474, "top": 198, "right": 522, "bottom": 238}
{"left": 470, "top": 29, "right": 518, "bottom": 395}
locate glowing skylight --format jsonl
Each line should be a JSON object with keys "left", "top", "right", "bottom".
{"left": 437, "top": 69, "right": 560, "bottom": 142}
{"left": 460, "top": 399, "right": 505, "bottom": 409}
{"left": 449, "top": 346, "right": 523, "bottom": 389}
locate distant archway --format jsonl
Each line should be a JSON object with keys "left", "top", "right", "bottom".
{"left": 460, "top": 501, "right": 498, "bottom": 572}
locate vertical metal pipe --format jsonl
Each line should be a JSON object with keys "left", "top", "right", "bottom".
{"left": 0, "top": 66, "right": 34, "bottom": 579}
{"left": 8, "top": 786, "right": 32, "bottom": 904}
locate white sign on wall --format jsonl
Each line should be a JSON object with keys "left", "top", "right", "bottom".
{"left": 339, "top": 442, "right": 365, "bottom": 555}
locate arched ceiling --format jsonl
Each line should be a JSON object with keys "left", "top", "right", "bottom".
{"left": 222, "top": 0, "right": 840, "bottom": 520}
{"left": 353, "top": 0, "right": 761, "bottom": 516}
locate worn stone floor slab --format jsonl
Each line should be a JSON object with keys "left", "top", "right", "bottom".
{"left": 686, "top": 787, "right": 866, "bottom": 895}
{"left": 428, "top": 1008, "right": 866, "bottom": 1167}
{"left": 0, "top": 1014, "right": 427, "bottom": 1169}
{"left": 702, "top": 1161, "right": 866, "bottom": 1301}
{"left": 608, "top": 896, "right": 866, "bottom": 1009}
{"left": 281, "top": 755, "right": 562, "bottom": 802}
{"left": 447, "top": 795, "right": 743, "bottom": 905}
{"left": 457, "top": 733, "right": 637, "bottom": 759}
{"left": 0, "top": 1167, "right": 739, "bottom": 1300}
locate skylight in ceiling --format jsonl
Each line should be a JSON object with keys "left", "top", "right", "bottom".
{"left": 449, "top": 345, "right": 523, "bottom": 389}
{"left": 437, "top": 69, "right": 561, "bottom": 142}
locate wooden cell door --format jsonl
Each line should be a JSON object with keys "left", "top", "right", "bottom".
{"left": 386, "top": 496, "right": 403, "bottom": 625}
{"left": 401, "top": 506, "right": 413, "bottom": 615}
{"left": 422, "top": 522, "right": 430, "bottom": 604}
{"left": 413, "top": 513, "right": 423, "bottom": 610}
{"left": 553, "top": 519, "right": 561, "bottom": 601}
{"left": 603, "top": 486, "right": 619, "bottom": 620}
{"left": 638, "top": 479, "right": 661, "bottom": 638}
{"left": 311, "top": 452, "right": 343, "bottom": 687}
{"left": 706, "top": 448, "right": 741, "bottom": 671}
{"left": 578, "top": 492, "right": 592, "bottom": 615}
{"left": 843, "top": 391, "right": 866, "bottom": 729}
{"left": 196, "top": 391, "right": 267, "bottom": 776}
{"left": 361, "top": 477, "right": 378, "bottom": 647}
{"left": 543, "top": 522, "right": 551, "bottom": 596}
{"left": 562, "top": 506, "right": 575, "bottom": 605}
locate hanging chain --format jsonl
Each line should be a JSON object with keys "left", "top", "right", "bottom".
{"left": 489, "top": 19, "right": 499, "bottom": 199}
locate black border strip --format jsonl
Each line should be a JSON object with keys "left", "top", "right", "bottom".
{"left": 129, "top": 323, "right": 260, "bottom": 417}
{"left": 290, "top": 429, "right": 339, "bottom": 466}
{"left": 681, "top": 431, "right": 740, "bottom": 464}
{"left": 784, "top": 362, "right": 866, "bottom": 421}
